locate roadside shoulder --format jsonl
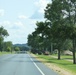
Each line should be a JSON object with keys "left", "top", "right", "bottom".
{"left": 30, "top": 54, "right": 74, "bottom": 75}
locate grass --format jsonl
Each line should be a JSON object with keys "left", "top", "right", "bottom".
{"left": 51, "top": 54, "right": 73, "bottom": 59}
{"left": 36, "top": 55, "right": 76, "bottom": 75}
{"left": 0, "top": 51, "right": 14, "bottom": 55}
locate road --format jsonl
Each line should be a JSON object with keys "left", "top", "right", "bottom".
{"left": 0, "top": 54, "right": 59, "bottom": 75}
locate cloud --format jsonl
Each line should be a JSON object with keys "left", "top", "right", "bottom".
{"left": 0, "top": 20, "right": 24, "bottom": 30}
{"left": 0, "top": 21, "right": 11, "bottom": 29}
{"left": 4, "top": 29, "right": 27, "bottom": 44}
{"left": 18, "top": 15, "right": 28, "bottom": 19}
{"left": 35, "top": 0, "right": 50, "bottom": 14}
{"left": 3, "top": 21, "right": 10, "bottom": 25}
{"left": 30, "top": 10, "right": 44, "bottom": 19}
{"left": 0, "top": 9, "right": 5, "bottom": 17}
{"left": 31, "top": 0, "right": 51, "bottom": 19}
{"left": 30, "top": 20, "right": 36, "bottom": 25}
{"left": 14, "top": 21, "right": 23, "bottom": 26}
{"left": 3, "top": 21, "right": 27, "bottom": 44}
{"left": 2, "top": 20, "right": 37, "bottom": 44}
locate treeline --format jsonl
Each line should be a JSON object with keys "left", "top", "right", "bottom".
{"left": 13, "top": 44, "right": 29, "bottom": 51}
{"left": 28, "top": 0, "right": 76, "bottom": 64}
{"left": 0, "top": 26, "right": 13, "bottom": 52}
{"left": 0, "top": 26, "right": 29, "bottom": 53}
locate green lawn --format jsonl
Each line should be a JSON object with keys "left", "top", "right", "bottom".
{"left": 36, "top": 55, "right": 76, "bottom": 75}
{"left": 51, "top": 54, "right": 73, "bottom": 60}
{"left": 0, "top": 51, "right": 14, "bottom": 55}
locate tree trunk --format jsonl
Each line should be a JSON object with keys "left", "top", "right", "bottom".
{"left": 51, "top": 43, "right": 53, "bottom": 54}
{"left": 72, "top": 39, "right": 76, "bottom": 64}
{"left": 58, "top": 49, "right": 61, "bottom": 60}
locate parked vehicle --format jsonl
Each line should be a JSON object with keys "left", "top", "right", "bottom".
{"left": 44, "top": 51, "right": 50, "bottom": 55}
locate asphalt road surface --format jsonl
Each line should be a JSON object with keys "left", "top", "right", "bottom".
{"left": 0, "top": 54, "right": 59, "bottom": 75}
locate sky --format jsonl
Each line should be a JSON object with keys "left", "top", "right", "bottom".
{"left": 0, "top": 0, "right": 51, "bottom": 44}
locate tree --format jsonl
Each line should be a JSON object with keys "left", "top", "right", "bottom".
{"left": 7, "top": 47, "right": 11, "bottom": 52}
{"left": 35, "top": 21, "right": 52, "bottom": 51}
{"left": 0, "top": 26, "right": 9, "bottom": 38}
{"left": 28, "top": 33, "right": 42, "bottom": 54}
{"left": 14, "top": 47, "right": 20, "bottom": 51}
{"left": 0, "top": 26, "right": 9, "bottom": 52}
{"left": 27, "top": 34, "right": 36, "bottom": 49}
{"left": 45, "top": 0, "right": 76, "bottom": 64}
{"left": 63, "top": 0, "right": 76, "bottom": 64}
{"left": 3, "top": 41, "right": 13, "bottom": 52}
{"left": 45, "top": 0, "right": 66, "bottom": 60}
{"left": 0, "top": 37, "right": 4, "bottom": 52}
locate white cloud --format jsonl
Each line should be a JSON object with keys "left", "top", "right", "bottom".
{"left": 2, "top": 20, "right": 37, "bottom": 44}
{"left": 0, "top": 19, "right": 38, "bottom": 44}
{"left": 0, "top": 21, "right": 24, "bottom": 31}
{"left": 14, "top": 21, "right": 23, "bottom": 26}
{"left": 3, "top": 21, "right": 26, "bottom": 44}
{"left": 14, "top": 21, "right": 24, "bottom": 28}
{"left": 0, "top": 9, "right": 5, "bottom": 16}
{"left": 0, "top": 21, "right": 11, "bottom": 29}
{"left": 18, "top": 15, "right": 28, "bottom": 19}
{"left": 4, "top": 30, "right": 27, "bottom": 44}
{"left": 31, "top": 20, "right": 36, "bottom": 25}
{"left": 35, "top": 0, "right": 50, "bottom": 14}
{"left": 30, "top": 10, "right": 44, "bottom": 19}
{"left": 3, "top": 21, "right": 10, "bottom": 25}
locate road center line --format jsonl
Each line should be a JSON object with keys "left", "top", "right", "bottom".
{"left": 29, "top": 55, "right": 45, "bottom": 75}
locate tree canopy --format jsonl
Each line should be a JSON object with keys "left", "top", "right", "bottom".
{"left": 28, "top": 0, "right": 76, "bottom": 64}
{"left": 0, "top": 26, "right": 9, "bottom": 52}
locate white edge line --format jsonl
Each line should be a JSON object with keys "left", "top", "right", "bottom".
{"left": 33, "top": 61, "right": 45, "bottom": 75}
{"left": 29, "top": 55, "right": 45, "bottom": 75}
